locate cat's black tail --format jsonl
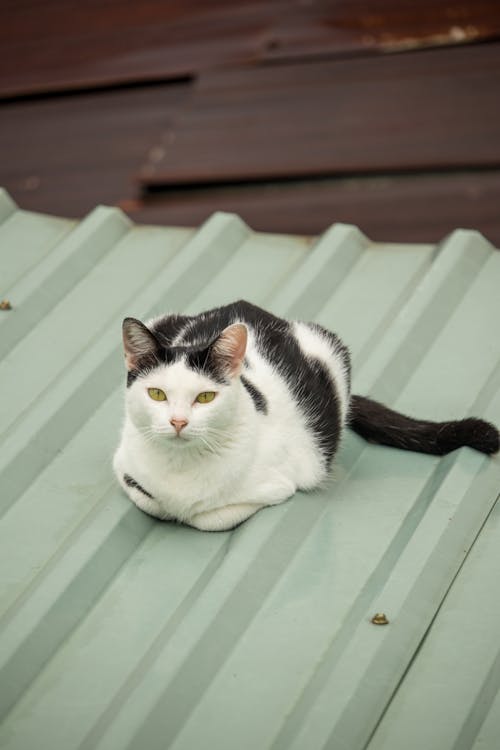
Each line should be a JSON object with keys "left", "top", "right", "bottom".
{"left": 349, "top": 395, "right": 499, "bottom": 456}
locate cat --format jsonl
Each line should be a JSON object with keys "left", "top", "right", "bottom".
{"left": 113, "top": 300, "right": 499, "bottom": 531}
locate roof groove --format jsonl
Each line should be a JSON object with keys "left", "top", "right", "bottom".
{"left": 277, "top": 454, "right": 500, "bottom": 750}
{"left": 0, "top": 210, "right": 74, "bottom": 294}
{"left": 141, "top": 211, "right": 251, "bottom": 319}
{"left": 0, "top": 503, "right": 153, "bottom": 723}
{"left": 367, "top": 492, "right": 500, "bottom": 750}
{"left": 0, "top": 207, "right": 130, "bottom": 360}
{"left": 270, "top": 223, "right": 369, "bottom": 319}
{"left": 470, "top": 352, "right": 500, "bottom": 418}
{"left": 124, "top": 496, "right": 332, "bottom": 750}
{"left": 77, "top": 531, "right": 234, "bottom": 750}
{"left": 351, "top": 245, "right": 436, "bottom": 370}
{"left": 78, "top": 499, "right": 336, "bottom": 749}
{"left": 0, "top": 476, "right": 123, "bottom": 630}
{"left": 353, "top": 230, "right": 495, "bottom": 401}
{"left": 268, "top": 459, "right": 456, "bottom": 749}
{"left": 313, "top": 241, "right": 434, "bottom": 362}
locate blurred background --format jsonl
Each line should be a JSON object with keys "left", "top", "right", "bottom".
{"left": 1, "top": 0, "right": 500, "bottom": 243}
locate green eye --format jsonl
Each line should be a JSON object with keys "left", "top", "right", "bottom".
{"left": 196, "top": 391, "right": 216, "bottom": 404}
{"left": 148, "top": 388, "right": 167, "bottom": 401}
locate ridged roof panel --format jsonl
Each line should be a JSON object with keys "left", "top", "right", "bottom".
{"left": 0, "top": 189, "right": 499, "bottom": 750}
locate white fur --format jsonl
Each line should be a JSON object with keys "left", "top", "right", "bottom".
{"left": 114, "top": 324, "right": 348, "bottom": 531}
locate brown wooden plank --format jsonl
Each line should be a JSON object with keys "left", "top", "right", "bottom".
{"left": 139, "top": 42, "right": 500, "bottom": 185}
{"left": 0, "top": 82, "right": 190, "bottom": 216}
{"left": 125, "top": 171, "right": 500, "bottom": 246}
{"left": 2, "top": 1, "right": 500, "bottom": 98}
{"left": 2, "top": 70, "right": 500, "bottom": 245}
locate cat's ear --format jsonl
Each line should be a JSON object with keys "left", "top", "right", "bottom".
{"left": 211, "top": 323, "right": 247, "bottom": 378}
{"left": 122, "top": 318, "right": 161, "bottom": 371}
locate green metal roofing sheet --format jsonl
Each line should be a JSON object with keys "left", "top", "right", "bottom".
{"left": 0, "top": 187, "right": 499, "bottom": 749}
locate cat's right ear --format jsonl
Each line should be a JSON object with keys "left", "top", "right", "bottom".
{"left": 210, "top": 323, "right": 247, "bottom": 378}
{"left": 122, "top": 318, "right": 161, "bottom": 371}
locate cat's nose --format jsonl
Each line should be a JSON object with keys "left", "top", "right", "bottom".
{"left": 170, "top": 417, "right": 188, "bottom": 434}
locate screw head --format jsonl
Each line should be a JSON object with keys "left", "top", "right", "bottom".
{"left": 371, "top": 613, "right": 389, "bottom": 625}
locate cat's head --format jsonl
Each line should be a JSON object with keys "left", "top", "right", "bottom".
{"left": 121, "top": 317, "right": 247, "bottom": 448}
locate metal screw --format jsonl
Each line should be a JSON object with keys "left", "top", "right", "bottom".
{"left": 371, "top": 613, "right": 389, "bottom": 625}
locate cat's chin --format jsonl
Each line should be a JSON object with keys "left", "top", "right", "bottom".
{"left": 165, "top": 431, "right": 198, "bottom": 448}
{"left": 165, "top": 433, "right": 190, "bottom": 444}
{"left": 143, "top": 428, "right": 192, "bottom": 446}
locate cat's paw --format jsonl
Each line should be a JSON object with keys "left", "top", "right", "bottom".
{"left": 117, "top": 473, "right": 166, "bottom": 520}
{"left": 128, "top": 488, "right": 166, "bottom": 520}
{"left": 249, "top": 473, "right": 296, "bottom": 505}
{"left": 188, "top": 503, "right": 265, "bottom": 531}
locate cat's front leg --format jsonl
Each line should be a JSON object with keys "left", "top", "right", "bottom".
{"left": 115, "top": 469, "right": 166, "bottom": 520}
{"left": 247, "top": 471, "right": 297, "bottom": 507}
{"left": 188, "top": 472, "right": 296, "bottom": 531}
{"left": 127, "top": 486, "right": 166, "bottom": 520}
{"left": 188, "top": 502, "right": 266, "bottom": 531}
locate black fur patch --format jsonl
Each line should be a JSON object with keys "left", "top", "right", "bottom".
{"left": 126, "top": 317, "right": 231, "bottom": 387}
{"left": 126, "top": 314, "right": 190, "bottom": 387}
{"left": 241, "top": 375, "right": 268, "bottom": 414}
{"left": 124, "top": 473, "right": 154, "bottom": 499}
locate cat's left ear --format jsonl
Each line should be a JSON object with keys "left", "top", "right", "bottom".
{"left": 211, "top": 323, "right": 247, "bottom": 378}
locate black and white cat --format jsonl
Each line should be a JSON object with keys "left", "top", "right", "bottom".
{"left": 113, "top": 300, "right": 499, "bottom": 531}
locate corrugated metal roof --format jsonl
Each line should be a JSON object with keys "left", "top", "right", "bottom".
{"left": 0, "top": 187, "right": 499, "bottom": 750}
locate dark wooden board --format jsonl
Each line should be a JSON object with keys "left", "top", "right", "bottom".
{"left": 2, "top": 0, "right": 500, "bottom": 98}
{"left": 139, "top": 42, "right": 500, "bottom": 186}
{"left": 0, "top": 82, "right": 189, "bottom": 217}
{"left": 126, "top": 171, "right": 500, "bottom": 246}
{"left": 2, "top": 38, "right": 500, "bottom": 247}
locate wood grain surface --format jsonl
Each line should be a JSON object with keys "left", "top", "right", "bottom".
{"left": 1, "top": 2, "right": 500, "bottom": 245}
{"left": 138, "top": 42, "right": 500, "bottom": 185}
{"left": 1, "top": 0, "right": 500, "bottom": 98}
{"left": 126, "top": 171, "right": 500, "bottom": 244}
